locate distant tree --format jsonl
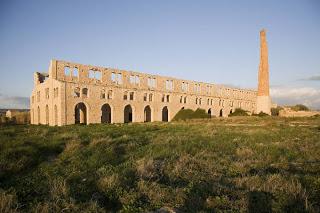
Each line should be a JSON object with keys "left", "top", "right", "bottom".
{"left": 291, "top": 104, "right": 309, "bottom": 111}
{"left": 271, "top": 107, "right": 283, "bottom": 116}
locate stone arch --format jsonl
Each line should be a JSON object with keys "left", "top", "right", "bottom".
{"left": 219, "top": 109, "right": 223, "bottom": 117}
{"left": 101, "top": 104, "right": 112, "bottom": 123}
{"left": 37, "top": 106, "right": 40, "bottom": 124}
{"left": 144, "top": 105, "right": 151, "bottom": 122}
{"left": 54, "top": 105, "right": 58, "bottom": 125}
{"left": 208, "top": 108, "right": 212, "bottom": 118}
{"left": 45, "top": 105, "right": 49, "bottom": 125}
{"left": 31, "top": 109, "right": 34, "bottom": 124}
{"left": 75, "top": 102, "right": 87, "bottom": 124}
{"left": 162, "top": 106, "right": 168, "bottom": 122}
{"left": 124, "top": 104, "right": 133, "bottom": 123}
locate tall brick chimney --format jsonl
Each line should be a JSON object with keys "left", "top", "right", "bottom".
{"left": 256, "top": 29, "right": 271, "bottom": 114}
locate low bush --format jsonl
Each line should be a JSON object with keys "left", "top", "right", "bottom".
{"left": 172, "top": 108, "right": 210, "bottom": 121}
{"left": 172, "top": 109, "right": 195, "bottom": 121}
{"left": 290, "top": 104, "right": 309, "bottom": 111}
{"left": 271, "top": 107, "right": 283, "bottom": 116}
{"left": 252, "top": 111, "right": 270, "bottom": 117}
{"left": 229, "top": 108, "right": 249, "bottom": 116}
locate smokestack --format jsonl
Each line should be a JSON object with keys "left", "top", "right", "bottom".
{"left": 256, "top": 29, "right": 271, "bottom": 114}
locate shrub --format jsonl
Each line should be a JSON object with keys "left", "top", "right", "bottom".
{"left": 193, "top": 108, "right": 211, "bottom": 119}
{"left": 172, "top": 109, "right": 195, "bottom": 121}
{"left": 172, "top": 108, "right": 210, "bottom": 121}
{"left": 229, "top": 108, "right": 249, "bottom": 116}
{"left": 271, "top": 107, "right": 283, "bottom": 116}
{"left": 252, "top": 111, "right": 270, "bottom": 117}
{"left": 290, "top": 104, "right": 309, "bottom": 111}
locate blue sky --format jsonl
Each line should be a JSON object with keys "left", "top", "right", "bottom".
{"left": 0, "top": 0, "right": 319, "bottom": 109}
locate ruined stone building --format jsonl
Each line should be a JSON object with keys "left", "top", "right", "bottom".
{"left": 30, "top": 30, "right": 270, "bottom": 126}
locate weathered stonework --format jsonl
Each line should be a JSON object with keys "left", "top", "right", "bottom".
{"left": 30, "top": 59, "right": 258, "bottom": 126}
{"left": 257, "top": 29, "right": 271, "bottom": 114}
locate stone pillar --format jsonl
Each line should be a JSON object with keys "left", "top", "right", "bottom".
{"left": 256, "top": 29, "right": 271, "bottom": 115}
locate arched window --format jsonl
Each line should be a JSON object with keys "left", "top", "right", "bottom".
{"left": 82, "top": 88, "right": 88, "bottom": 98}
{"left": 100, "top": 89, "right": 106, "bottom": 99}
{"left": 73, "top": 67, "right": 79, "bottom": 77}
{"left": 107, "top": 90, "right": 113, "bottom": 99}
{"left": 74, "top": 87, "right": 80, "bottom": 97}
{"left": 64, "top": 66, "right": 71, "bottom": 76}
{"left": 123, "top": 91, "right": 128, "bottom": 100}
{"left": 129, "top": 92, "right": 134, "bottom": 100}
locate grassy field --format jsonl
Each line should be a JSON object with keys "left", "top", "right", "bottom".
{"left": 0, "top": 117, "right": 320, "bottom": 212}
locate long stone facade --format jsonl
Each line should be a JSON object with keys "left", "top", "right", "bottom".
{"left": 30, "top": 59, "right": 258, "bottom": 126}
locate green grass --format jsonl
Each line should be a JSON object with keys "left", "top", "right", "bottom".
{"left": 0, "top": 116, "right": 320, "bottom": 212}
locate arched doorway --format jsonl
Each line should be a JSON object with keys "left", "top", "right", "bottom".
{"left": 101, "top": 104, "right": 111, "bottom": 123}
{"left": 37, "top": 106, "right": 40, "bottom": 124}
{"left": 230, "top": 109, "right": 233, "bottom": 114}
{"left": 144, "top": 105, "right": 151, "bottom": 122}
{"left": 219, "top": 109, "right": 223, "bottom": 117}
{"left": 75, "top": 102, "right": 87, "bottom": 124}
{"left": 45, "top": 105, "right": 49, "bottom": 125}
{"left": 54, "top": 105, "right": 58, "bottom": 126}
{"left": 124, "top": 105, "right": 133, "bottom": 123}
{"left": 162, "top": 106, "right": 168, "bottom": 122}
{"left": 208, "top": 108, "right": 212, "bottom": 118}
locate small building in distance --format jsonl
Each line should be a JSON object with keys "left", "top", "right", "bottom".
{"left": 3, "top": 109, "right": 30, "bottom": 124}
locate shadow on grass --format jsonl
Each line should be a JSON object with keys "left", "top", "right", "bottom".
{"left": 248, "top": 191, "right": 272, "bottom": 213}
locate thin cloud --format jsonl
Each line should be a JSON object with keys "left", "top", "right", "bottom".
{"left": 0, "top": 95, "right": 30, "bottom": 109}
{"left": 270, "top": 86, "right": 320, "bottom": 110}
{"left": 298, "top": 75, "right": 320, "bottom": 81}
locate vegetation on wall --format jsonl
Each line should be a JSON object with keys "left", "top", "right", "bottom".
{"left": 172, "top": 108, "right": 210, "bottom": 121}
{"left": 229, "top": 108, "right": 249, "bottom": 116}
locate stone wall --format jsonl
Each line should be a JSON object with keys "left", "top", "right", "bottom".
{"left": 30, "top": 60, "right": 257, "bottom": 126}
